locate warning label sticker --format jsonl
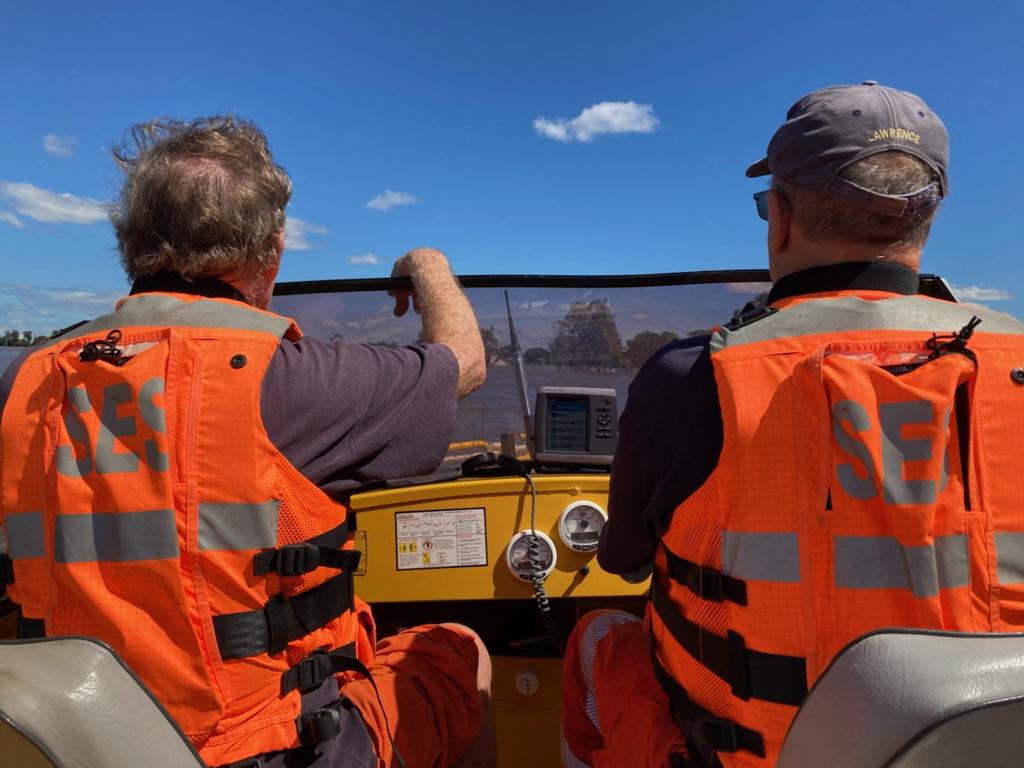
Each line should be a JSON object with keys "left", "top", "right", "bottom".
{"left": 395, "top": 508, "right": 488, "bottom": 570}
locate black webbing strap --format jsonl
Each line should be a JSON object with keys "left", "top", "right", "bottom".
{"left": 663, "top": 547, "right": 747, "bottom": 606}
{"left": 254, "top": 546, "right": 361, "bottom": 578}
{"left": 213, "top": 572, "right": 355, "bottom": 660}
{"left": 650, "top": 582, "right": 807, "bottom": 706}
{"left": 17, "top": 611, "right": 45, "bottom": 639}
{"left": 281, "top": 642, "right": 359, "bottom": 696}
{"left": 652, "top": 654, "right": 765, "bottom": 759}
{"left": 252, "top": 521, "right": 356, "bottom": 577}
{"left": 298, "top": 653, "right": 409, "bottom": 768}
{"left": 0, "top": 554, "right": 13, "bottom": 586}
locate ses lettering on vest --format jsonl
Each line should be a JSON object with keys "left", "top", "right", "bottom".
{"left": 832, "top": 398, "right": 949, "bottom": 505}
{"left": 57, "top": 379, "right": 170, "bottom": 477}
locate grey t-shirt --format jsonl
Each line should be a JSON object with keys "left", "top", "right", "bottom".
{"left": 0, "top": 328, "right": 459, "bottom": 499}
{"left": 261, "top": 336, "right": 458, "bottom": 496}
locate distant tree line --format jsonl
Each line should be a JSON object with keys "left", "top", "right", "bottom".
{"left": 363, "top": 299, "right": 692, "bottom": 371}
{"left": 479, "top": 300, "right": 684, "bottom": 371}
{"left": 0, "top": 329, "right": 59, "bottom": 347}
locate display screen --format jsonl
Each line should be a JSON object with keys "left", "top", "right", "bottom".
{"left": 545, "top": 396, "right": 588, "bottom": 453}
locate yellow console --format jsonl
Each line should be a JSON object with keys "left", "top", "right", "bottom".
{"left": 350, "top": 472, "right": 648, "bottom": 767}
{"left": 350, "top": 474, "right": 646, "bottom": 602}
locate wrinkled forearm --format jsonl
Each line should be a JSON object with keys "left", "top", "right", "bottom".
{"left": 407, "top": 249, "right": 486, "bottom": 399}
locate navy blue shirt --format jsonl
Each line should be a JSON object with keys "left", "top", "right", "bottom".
{"left": 598, "top": 261, "right": 921, "bottom": 575}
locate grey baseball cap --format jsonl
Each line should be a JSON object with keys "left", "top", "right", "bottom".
{"left": 746, "top": 81, "right": 948, "bottom": 217}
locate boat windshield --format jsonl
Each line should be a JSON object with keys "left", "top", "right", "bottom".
{"left": 271, "top": 272, "right": 771, "bottom": 465}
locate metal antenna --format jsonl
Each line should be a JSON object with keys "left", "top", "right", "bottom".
{"left": 504, "top": 290, "right": 533, "bottom": 454}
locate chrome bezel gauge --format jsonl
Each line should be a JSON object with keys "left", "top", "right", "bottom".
{"left": 557, "top": 500, "right": 607, "bottom": 553}
{"left": 505, "top": 530, "right": 557, "bottom": 582}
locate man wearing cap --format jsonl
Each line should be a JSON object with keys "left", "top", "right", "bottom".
{"left": 561, "top": 82, "right": 1024, "bottom": 768}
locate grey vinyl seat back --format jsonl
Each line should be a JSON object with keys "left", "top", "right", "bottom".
{"left": 777, "top": 629, "right": 1024, "bottom": 768}
{"left": 0, "top": 636, "right": 205, "bottom": 768}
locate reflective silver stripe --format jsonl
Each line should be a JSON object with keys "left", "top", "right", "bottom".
{"left": 36, "top": 294, "right": 294, "bottom": 352}
{"left": 934, "top": 535, "right": 969, "bottom": 589}
{"left": 5, "top": 512, "right": 44, "bottom": 558}
{"left": 995, "top": 533, "right": 1024, "bottom": 584}
{"left": 834, "top": 534, "right": 968, "bottom": 597}
{"left": 721, "top": 531, "right": 800, "bottom": 582}
{"left": 198, "top": 501, "right": 279, "bottom": 551}
{"left": 711, "top": 295, "right": 1024, "bottom": 352}
{"left": 55, "top": 511, "right": 178, "bottom": 563}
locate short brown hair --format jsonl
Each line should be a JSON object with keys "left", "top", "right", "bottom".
{"left": 776, "top": 151, "right": 939, "bottom": 251}
{"left": 111, "top": 116, "right": 292, "bottom": 281}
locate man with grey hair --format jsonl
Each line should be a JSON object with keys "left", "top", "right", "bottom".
{"left": 561, "top": 82, "right": 1024, "bottom": 768}
{"left": 0, "top": 116, "right": 493, "bottom": 768}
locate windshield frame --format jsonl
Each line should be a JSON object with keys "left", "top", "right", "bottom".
{"left": 273, "top": 269, "right": 956, "bottom": 299}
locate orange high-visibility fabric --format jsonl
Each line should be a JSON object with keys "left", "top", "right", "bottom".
{"left": 650, "top": 291, "right": 1024, "bottom": 767}
{"left": 561, "top": 610, "right": 688, "bottom": 768}
{"left": 0, "top": 292, "right": 368, "bottom": 765}
{"left": 344, "top": 623, "right": 483, "bottom": 768}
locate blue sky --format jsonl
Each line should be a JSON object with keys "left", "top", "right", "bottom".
{"left": 1, "top": 1, "right": 1022, "bottom": 333}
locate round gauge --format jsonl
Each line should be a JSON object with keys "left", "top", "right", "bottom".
{"left": 558, "top": 501, "right": 608, "bottom": 553}
{"left": 505, "top": 530, "right": 557, "bottom": 583}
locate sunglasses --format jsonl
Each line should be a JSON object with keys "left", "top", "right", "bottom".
{"left": 753, "top": 190, "right": 770, "bottom": 221}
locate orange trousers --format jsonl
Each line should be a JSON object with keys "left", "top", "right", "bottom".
{"left": 562, "top": 610, "right": 689, "bottom": 768}
{"left": 345, "top": 624, "right": 483, "bottom": 768}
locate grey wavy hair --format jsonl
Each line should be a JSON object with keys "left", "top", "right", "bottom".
{"left": 110, "top": 116, "right": 292, "bottom": 281}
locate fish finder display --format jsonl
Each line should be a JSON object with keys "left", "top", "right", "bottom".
{"left": 544, "top": 396, "right": 588, "bottom": 453}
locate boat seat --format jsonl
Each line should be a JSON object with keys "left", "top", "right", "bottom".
{"left": 777, "top": 628, "right": 1024, "bottom": 768}
{"left": 0, "top": 636, "right": 205, "bottom": 768}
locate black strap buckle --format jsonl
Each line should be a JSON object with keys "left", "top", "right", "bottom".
{"left": 297, "top": 705, "right": 342, "bottom": 745}
{"left": 258, "top": 543, "right": 320, "bottom": 577}
{"left": 663, "top": 547, "right": 747, "bottom": 606}
{"left": 0, "top": 554, "right": 14, "bottom": 586}
{"left": 252, "top": 521, "right": 358, "bottom": 577}
{"left": 297, "top": 653, "right": 332, "bottom": 694}
{"left": 282, "top": 643, "right": 359, "bottom": 696}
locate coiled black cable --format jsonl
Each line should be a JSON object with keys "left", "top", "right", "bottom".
{"left": 522, "top": 472, "right": 564, "bottom": 655}
{"left": 460, "top": 452, "right": 564, "bottom": 653}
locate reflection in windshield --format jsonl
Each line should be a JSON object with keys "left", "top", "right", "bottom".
{"left": 271, "top": 280, "right": 768, "bottom": 463}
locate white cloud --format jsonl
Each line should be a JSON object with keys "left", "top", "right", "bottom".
{"left": 0, "top": 182, "right": 107, "bottom": 225}
{"left": 533, "top": 101, "right": 660, "bottom": 143}
{"left": 0, "top": 282, "right": 123, "bottom": 336}
{"left": 951, "top": 285, "right": 1011, "bottom": 301}
{"left": 284, "top": 216, "right": 327, "bottom": 251}
{"left": 348, "top": 253, "right": 380, "bottom": 265}
{"left": 43, "top": 133, "right": 78, "bottom": 158}
{"left": 366, "top": 190, "right": 418, "bottom": 211}
{"left": 0, "top": 212, "right": 23, "bottom": 229}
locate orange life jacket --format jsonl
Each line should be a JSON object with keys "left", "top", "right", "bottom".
{"left": 0, "top": 292, "right": 372, "bottom": 766}
{"left": 649, "top": 290, "right": 1024, "bottom": 767}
